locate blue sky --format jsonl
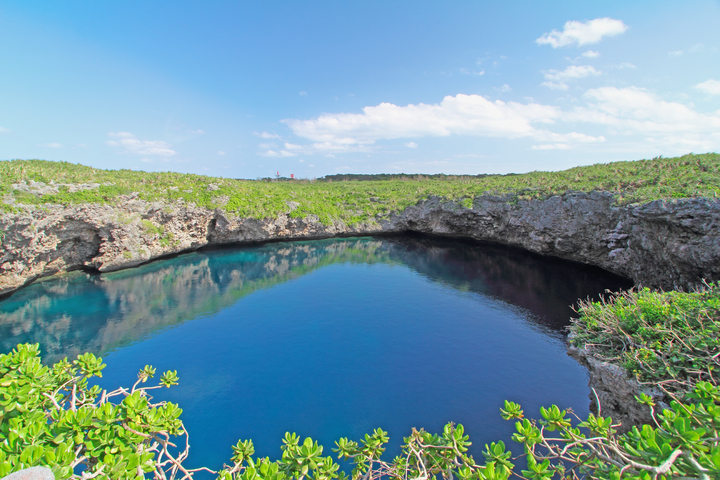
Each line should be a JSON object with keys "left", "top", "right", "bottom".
{"left": 1, "top": 1, "right": 719, "bottom": 179}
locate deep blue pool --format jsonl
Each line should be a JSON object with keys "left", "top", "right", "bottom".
{"left": 0, "top": 235, "right": 631, "bottom": 473}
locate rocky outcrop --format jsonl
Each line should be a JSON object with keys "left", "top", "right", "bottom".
{"left": 2, "top": 192, "right": 719, "bottom": 297}
{"left": 568, "top": 341, "right": 668, "bottom": 432}
{"left": 1, "top": 191, "right": 719, "bottom": 428}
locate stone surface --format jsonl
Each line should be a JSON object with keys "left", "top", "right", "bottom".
{"left": 1, "top": 192, "right": 719, "bottom": 428}
{"left": 2, "top": 192, "right": 719, "bottom": 296}
{"left": 567, "top": 342, "right": 668, "bottom": 432}
{"left": 0, "top": 467, "right": 54, "bottom": 480}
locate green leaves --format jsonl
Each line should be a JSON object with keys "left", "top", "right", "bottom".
{"left": 232, "top": 439, "right": 255, "bottom": 465}
{"left": 6, "top": 153, "right": 720, "bottom": 219}
{"left": 138, "top": 364, "right": 156, "bottom": 383}
{"left": 521, "top": 455, "right": 552, "bottom": 480}
{"left": 0, "top": 344, "right": 186, "bottom": 479}
{"left": 500, "top": 400, "right": 523, "bottom": 420}
{"left": 73, "top": 352, "right": 106, "bottom": 377}
{"left": 4, "top": 342, "right": 720, "bottom": 480}
{"left": 482, "top": 441, "right": 514, "bottom": 474}
{"left": 512, "top": 419, "right": 542, "bottom": 446}
{"left": 278, "top": 434, "right": 339, "bottom": 480}
{"left": 538, "top": 405, "right": 571, "bottom": 432}
{"left": 571, "top": 283, "right": 720, "bottom": 398}
{"left": 160, "top": 369, "right": 179, "bottom": 387}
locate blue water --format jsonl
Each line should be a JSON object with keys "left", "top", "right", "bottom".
{"left": 0, "top": 235, "right": 631, "bottom": 473}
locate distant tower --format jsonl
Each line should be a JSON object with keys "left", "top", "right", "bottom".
{"left": 276, "top": 171, "right": 280, "bottom": 179}
{"left": 290, "top": 174, "right": 294, "bottom": 179}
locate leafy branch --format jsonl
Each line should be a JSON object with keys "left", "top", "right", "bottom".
{"left": 3, "top": 343, "right": 720, "bottom": 479}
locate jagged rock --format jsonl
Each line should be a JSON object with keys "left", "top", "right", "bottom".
{"left": 568, "top": 342, "right": 668, "bottom": 432}
{"left": 1, "top": 192, "right": 719, "bottom": 429}
{"left": 2, "top": 192, "right": 719, "bottom": 296}
{"left": 0, "top": 467, "right": 54, "bottom": 480}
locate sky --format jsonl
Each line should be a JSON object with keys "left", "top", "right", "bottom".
{"left": 1, "top": 0, "right": 719, "bottom": 179}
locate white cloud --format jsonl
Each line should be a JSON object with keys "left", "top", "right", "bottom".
{"left": 106, "top": 132, "right": 176, "bottom": 156}
{"left": 218, "top": 151, "right": 226, "bottom": 155}
{"left": 254, "top": 131, "right": 281, "bottom": 139}
{"left": 696, "top": 79, "right": 720, "bottom": 96}
{"left": 188, "top": 129, "right": 205, "bottom": 135}
{"left": 612, "top": 62, "right": 636, "bottom": 69}
{"left": 669, "top": 50, "right": 684, "bottom": 56}
{"left": 532, "top": 143, "right": 571, "bottom": 150}
{"left": 689, "top": 43, "right": 705, "bottom": 53}
{"left": 284, "top": 94, "right": 586, "bottom": 147}
{"left": 40, "top": 142, "right": 64, "bottom": 148}
{"left": 299, "top": 91, "right": 308, "bottom": 97}
{"left": 581, "top": 50, "right": 600, "bottom": 58}
{"left": 501, "top": 84, "right": 512, "bottom": 92}
{"left": 405, "top": 142, "right": 418, "bottom": 148}
{"left": 0, "top": 126, "right": 10, "bottom": 134}
{"left": 542, "top": 65, "right": 601, "bottom": 90}
{"left": 259, "top": 149, "right": 296, "bottom": 157}
{"left": 284, "top": 86, "right": 720, "bottom": 155}
{"left": 566, "top": 86, "right": 720, "bottom": 150}
{"left": 537, "top": 18, "right": 628, "bottom": 48}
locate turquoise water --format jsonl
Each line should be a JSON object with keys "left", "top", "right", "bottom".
{"left": 0, "top": 235, "right": 631, "bottom": 473}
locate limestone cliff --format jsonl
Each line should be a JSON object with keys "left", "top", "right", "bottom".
{"left": 2, "top": 192, "right": 718, "bottom": 296}
{"left": 1, "top": 191, "right": 719, "bottom": 429}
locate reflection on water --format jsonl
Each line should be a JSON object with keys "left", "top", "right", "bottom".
{"left": 0, "top": 235, "right": 630, "bottom": 364}
{"left": 1, "top": 235, "right": 632, "bottom": 472}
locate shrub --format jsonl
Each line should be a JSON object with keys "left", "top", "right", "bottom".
{"left": 2, "top": 153, "right": 720, "bottom": 222}
{"left": 570, "top": 283, "right": 720, "bottom": 399}
{"left": 2, "top": 344, "right": 720, "bottom": 479}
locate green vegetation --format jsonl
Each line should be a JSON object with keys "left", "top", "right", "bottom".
{"left": 570, "top": 283, "right": 720, "bottom": 400}
{"left": 1, "top": 153, "right": 719, "bottom": 224}
{"left": 3, "top": 154, "right": 720, "bottom": 477}
{"left": 140, "top": 219, "right": 164, "bottom": 236}
{"left": 3, "top": 343, "right": 720, "bottom": 479}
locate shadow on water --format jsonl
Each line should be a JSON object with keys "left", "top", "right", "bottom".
{"left": 0, "top": 234, "right": 631, "bottom": 364}
{"left": 0, "top": 235, "right": 633, "bottom": 474}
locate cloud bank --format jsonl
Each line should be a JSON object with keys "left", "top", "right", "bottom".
{"left": 542, "top": 65, "right": 601, "bottom": 90}
{"left": 284, "top": 94, "right": 599, "bottom": 147}
{"left": 106, "top": 132, "right": 176, "bottom": 156}
{"left": 536, "top": 18, "right": 628, "bottom": 48}
{"left": 696, "top": 79, "right": 720, "bottom": 95}
{"left": 284, "top": 87, "right": 720, "bottom": 153}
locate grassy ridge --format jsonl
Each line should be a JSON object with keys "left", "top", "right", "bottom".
{"left": 1, "top": 153, "right": 719, "bottom": 224}
{"left": 571, "top": 284, "right": 720, "bottom": 398}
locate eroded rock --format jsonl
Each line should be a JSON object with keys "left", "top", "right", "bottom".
{"left": 2, "top": 192, "right": 719, "bottom": 296}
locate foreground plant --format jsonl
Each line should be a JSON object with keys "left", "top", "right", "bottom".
{"left": 570, "top": 282, "right": 720, "bottom": 399}
{"left": 2, "top": 153, "right": 719, "bottom": 221}
{"left": 2, "top": 343, "right": 720, "bottom": 479}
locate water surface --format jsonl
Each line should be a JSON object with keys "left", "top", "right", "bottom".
{"left": 0, "top": 235, "right": 631, "bottom": 472}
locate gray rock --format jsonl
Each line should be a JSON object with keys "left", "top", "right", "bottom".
{"left": 568, "top": 342, "right": 667, "bottom": 432}
{"left": 2, "top": 192, "right": 719, "bottom": 296}
{"left": 0, "top": 467, "right": 54, "bottom": 480}
{"left": 1, "top": 191, "right": 719, "bottom": 430}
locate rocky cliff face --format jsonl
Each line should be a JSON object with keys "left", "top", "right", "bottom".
{"left": 2, "top": 192, "right": 719, "bottom": 297}
{"left": 567, "top": 342, "right": 668, "bottom": 432}
{"left": 1, "top": 192, "right": 719, "bottom": 428}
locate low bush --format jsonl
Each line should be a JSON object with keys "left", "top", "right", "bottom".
{"left": 2, "top": 153, "right": 719, "bottom": 224}
{"left": 570, "top": 283, "right": 720, "bottom": 399}
{"left": 2, "top": 343, "right": 720, "bottom": 479}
